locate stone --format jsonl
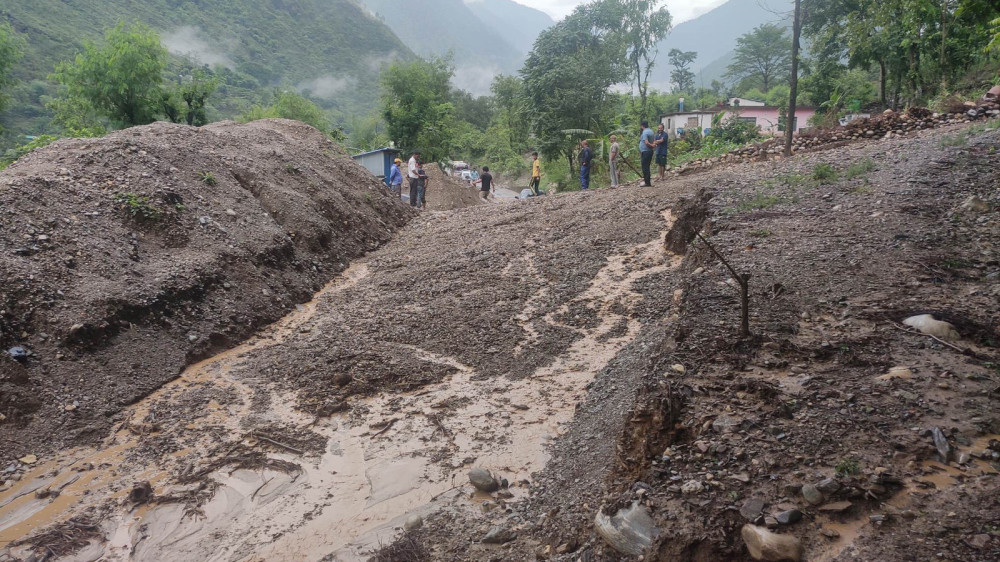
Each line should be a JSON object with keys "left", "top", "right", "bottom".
{"left": 817, "top": 501, "right": 852, "bottom": 513}
{"left": 7, "top": 346, "right": 28, "bottom": 362}
{"left": 775, "top": 509, "right": 802, "bottom": 525}
{"left": 930, "top": 426, "right": 951, "bottom": 463}
{"left": 741, "top": 524, "right": 802, "bottom": 561}
{"left": 594, "top": 501, "right": 658, "bottom": 556}
{"left": 681, "top": 480, "right": 704, "bottom": 494}
{"left": 712, "top": 414, "right": 740, "bottom": 433}
{"left": 741, "top": 497, "right": 766, "bottom": 520}
{"left": 801, "top": 483, "right": 823, "bottom": 505}
{"left": 404, "top": 515, "right": 423, "bottom": 531}
{"left": 902, "top": 314, "right": 960, "bottom": 341}
{"left": 18, "top": 454, "right": 37, "bottom": 465}
{"left": 468, "top": 468, "right": 500, "bottom": 493}
{"left": 671, "top": 364, "right": 686, "bottom": 374}
{"left": 815, "top": 478, "right": 841, "bottom": 494}
{"left": 820, "top": 527, "right": 841, "bottom": 539}
{"left": 960, "top": 196, "right": 990, "bottom": 213}
{"left": 878, "top": 366, "right": 913, "bottom": 381}
{"left": 481, "top": 525, "right": 516, "bottom": 544}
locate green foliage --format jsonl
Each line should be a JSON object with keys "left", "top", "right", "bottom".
{"left": 726, "top": 23, "right": 791, "bottom": 92}
{"left": 835, "top": 457, "right": 861, "bottom": 477}
{"left": 380, "top": 57, "right": 455, "bottom": 161}
{"left": 812, "top": 163, "right": 838, "bottom": 182}
{"left": 200, "top": 171, "right": 217, "bottom": 186}
{"left": 241, "top": 91, "right": 333, "bottom": 137}
{"left": 45, "top": 92, "right": 108, "bottom": 138}
{"left": 50, "top": 22, "right": 167, "bottom": 127}
{"left": 737, "top": 192, "right": 785, "bottom": 212}
{"left": 180, "top": 71, "right": 219, "bottom": 127}
{"left": 669, "top": 137, "right": 739, "bottom": 167}
{"left": 939, "top": 133, "right": 968, "bottom": 147}
{"left": 112, "top": 192, "right": 162, "bottom": 222}
{"left": 285, "top": 162, "right": 302, "bottom": 175}
{"left": 844, "top": 158, "right": 877, "bottom": 179}
{"left": 669, "top": 49, "right": 697, "bottom": 93}
{"left": 0, "top": 22, "right": 26, "bottom": 117}
{"left": 0, "top": 134, "right": 57, "bottom": 170}
{"left": 711, "top": 112, "right": 763, "bottom": 145}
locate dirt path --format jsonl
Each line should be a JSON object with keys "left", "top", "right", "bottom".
{"left": 1, "top": 184, "right": 691, "bottom": 561}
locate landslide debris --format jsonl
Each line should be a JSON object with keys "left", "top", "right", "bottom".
{"left": 0, "top": 119, "right": 413, "bottom": 460}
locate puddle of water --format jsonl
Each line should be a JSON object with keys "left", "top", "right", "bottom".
{"left": 1, "top": 213, "right": 681, "bottom": 561}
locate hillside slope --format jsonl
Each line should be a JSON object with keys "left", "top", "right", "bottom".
{"left": 0, "top": 0, "right": 414, "bottom": 132}
{"left": 0, "top": 119, "right": 414, "bottom": 455}
{"left": 465, "top": 0, "right": 554, "bottom": 54}
{"left": 651, "top": 0, "right": 794, "bottom": 89}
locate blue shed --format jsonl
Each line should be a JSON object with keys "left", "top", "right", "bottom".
{"left": 351, "top": 147, "right": 402, "bottom": 187}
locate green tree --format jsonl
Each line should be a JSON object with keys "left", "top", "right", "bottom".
{"left": 50, "top": 22, "right": 167, "bottom": 127}
{"left": 726, "top": 23, "right": 791, "bottom": 92}
{"left": 0, "top": 22, "right": 26, "bottom": 116}
{"left": 180, "top": 71, "right": 218, "bottom": 126}
{"left": 490, "top": 74, "right": 529, "bottom": 153}
{"left": 522, "top": 4, "right": 628, "bottom": 175}
{"left": 380, "top": 57, "right": 455, "bottom": 160}
{"left": 241, "top": 90, "right": 334, "bottom": 136}
{"left": 668, "top": 49, "right": 697, "bottom": 93}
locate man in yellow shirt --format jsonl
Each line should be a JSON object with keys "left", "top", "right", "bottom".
{"left": 529, "top": 151, "right": 541, "bottom": 195}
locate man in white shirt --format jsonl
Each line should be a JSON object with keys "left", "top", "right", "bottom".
{"left": 407, "top": 151, "right": 421, "bottom": 207}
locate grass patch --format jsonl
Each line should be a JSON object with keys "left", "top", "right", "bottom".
{"left": 939, "top": 134, "right": 968, "bottom": 148}
{"left": 112, "top": 193, "right": 163, "bottom": 222}
{"left": 939, "top": 258, "right": 971, "bottom": 270}
{"left": 200, "top": 171, "right": 217, "bottom": 186}
{"left": 844, "top": 158, "right": 876, "bottom": 179}
{"left": 812, "top": 163, "right": 838, "bottom": 183}
{"left": 285, "top": 162, "right": 302, "bottom": 175}
{"left": 835, "top": 457, "right": 861, "bottom": 477}
{"left": 750, "top": 229, "right": 772, "bottom": 238}
{"left": 737, "top": 193, "right": 784, "bottom": 212}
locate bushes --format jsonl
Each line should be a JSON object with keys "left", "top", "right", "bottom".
{"left": 0, "top": 135, "right": 58, "bottom": 170}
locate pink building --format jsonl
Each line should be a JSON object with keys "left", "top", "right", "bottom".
{"left": 660, "top": 99, "right": 817, "bottom": 138}
{"left": 729, "top": 105, "right": 816, "bottom": 135}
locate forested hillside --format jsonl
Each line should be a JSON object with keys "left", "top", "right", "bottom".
{"left": 465, "top": 0, "right": 555, "bottom": 54}
{"left": 0, "top": 0, "right": 413, "bottom": 137}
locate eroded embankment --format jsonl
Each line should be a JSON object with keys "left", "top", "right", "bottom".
{"left": 1, "top": 185, "right": 690, "bottom": 560}
{"left": 0, "top": 119, "right": 414, "bottom": 459}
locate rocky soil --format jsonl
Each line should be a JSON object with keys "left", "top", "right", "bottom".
{"left": 0, "top": 119, "right": 413, "bottom": 459}
{"left": 388, "top": 123, "right": 999, "bottom": 561}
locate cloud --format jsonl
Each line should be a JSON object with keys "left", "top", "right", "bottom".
{"left": 451, "top": 65, "right": 502, "bottom": 96}
{"left": 513, "top": 0, "right": 726, "bottom": 24}
{"left": 296, "top": 75, "right": 356, "bottom": 99}
{"left": 161, "top": 26, "right": 234, "bottom": 68}
{"left": 365, "top": 52, "right": 404, "bottom": 73}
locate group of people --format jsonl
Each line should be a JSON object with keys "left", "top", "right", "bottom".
{"left": 387, "top": 151, "right": 430, "bottom": 208}
{"left": 387, "top": 119, "right": 672, "bottom": 205}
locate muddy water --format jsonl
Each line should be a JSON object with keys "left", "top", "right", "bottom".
{"left": 1, "top": 214, "right": 679, "bottom": 561}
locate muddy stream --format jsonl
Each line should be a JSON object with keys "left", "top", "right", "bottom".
{"left": 1, "top": 211, "right": 680, "bottom": 561}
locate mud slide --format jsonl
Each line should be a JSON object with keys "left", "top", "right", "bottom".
{"left": 1, "top": 186, "right": 690, "bottom": 560}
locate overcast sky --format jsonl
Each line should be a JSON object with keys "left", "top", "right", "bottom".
{"left": 515, "top": 0, "right": 729, "bottom": 24}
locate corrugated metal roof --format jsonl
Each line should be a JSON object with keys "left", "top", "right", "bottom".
{"left": 351, "top": 147, "right": 402, "bottom": 158}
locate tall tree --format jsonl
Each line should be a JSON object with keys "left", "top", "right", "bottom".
{"left": 668, "top": 49, "right": 697, "bottom": 93}
{"left": 50, "top": 23, "right": 167, "bottom": 127}
{"left": 785, "top": 0, "right": 802, "bottom": 157}
{"left": 380, "top": 57, "right": 455, "bottom": 160}
{"left": 0, "top": 22, "right": 26, "bottom": 117}
{"left": 522, "top": 4, "right": 628, "bottom": 175}
{"left": 725, "top": 23, "right": 792, "bottom": 92}
{"left": 490, "top": 74, "right": 529, "bottom": 152}
{"left": 589, "top": 0, "right": 672, "bottom": 120}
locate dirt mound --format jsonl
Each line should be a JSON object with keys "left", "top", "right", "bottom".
{"left": 0, "top": 119, "right": 413, "bottom": 459}
{"left": 422, "top": 164, "right": 483, "bottom": 211}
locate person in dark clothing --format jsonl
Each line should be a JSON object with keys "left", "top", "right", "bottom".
{"left": 654, "top": 123, "right": 669, "bottom": 180}
{"left": 407, "top": 151, "right": 421, "bottom": 206}
{"left": 477, "top": 166, "right": 493, "bottom": 200}
{"left": 639, "top": 121, "right": 655, "bottom": 187}
{"left": 415, "top": 161, "right": 429, "bottom": 208}
{"left": 579, "top": 140, "right": 593, "bottom": 190}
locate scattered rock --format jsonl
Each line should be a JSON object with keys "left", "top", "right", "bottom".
{"left": 930, "top": 426, "right": 951, "bottom": 463}
{"left": 815, "top": 478, "right": 841, "bottom": 494}
{"left": 468, "top": 468, "right": 500, "bottom": 493}
{"left": 775, "top": 509, "right": 802, "bottom": 525}
{"left": 902, "top": 314, "right": 960, "bottom": 341}
{"left": 741, "top": 524, "right": 802, "bottom": 562}
{"left": 878, "top": 366, "right": 913, "bottom": 381}
{"left": 681, "top": 480, "right": 704, "bottom": 494}
{"left": 128, "top": 481, "right": 153, "bottom": 504}
{"left": 741, "top": 497, "right": 766, "bottom": 520}
{"left": 7, "top": 346, "right": 28, "bottom": 363}
{"left": 820, "top": 527, "right": 841, "bottom": 539}
{"left": 671, "top": 364, "right": 686, "bottom": 374}
{"left": 801, "top": 483, "right": 823, "bottom": 505}
{"left": 712, "top": 414, "right": 740, "bottom": 433}
{"left": 18, "top": 454, "right": 37, "bottom": 465}
{"left": 481, "top": 525, "right": 516, "bottom": 544}
{"left": 594, "top": 501, "right": 658, "bottom": 556}
{"left": 403, "top": 514, "right": 423, "bottom": 531}
{"left": 817, "top": 501, "right": 852, "bottom": 513}
{"left": 959, "top": 196, "right": 990, "bottom": 213}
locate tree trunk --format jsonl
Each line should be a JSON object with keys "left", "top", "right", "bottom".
{"left": 879, "top": 60, "right": 887, "bottom": 105}
{"left": 784, "top": 0, "right": 802, "bottom": 157}
{"left": 940, "top": 0, "right": 948, "bottom": 87}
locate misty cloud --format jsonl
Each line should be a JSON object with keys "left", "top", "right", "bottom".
{"left": 162, "top": 26, "right": 234, "bottom": 68}
{"left": 452, "top": 65, "right": 502, "bottom": 96}
{"left": 365, "top": 51, "right": 404, "bottom": 73}
{"left": 297, "top": 75, "right": 356, "bottom": 99}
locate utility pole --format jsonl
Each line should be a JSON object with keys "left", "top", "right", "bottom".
{"left": 784, "top": 0, "right": 802, "bottom": 157}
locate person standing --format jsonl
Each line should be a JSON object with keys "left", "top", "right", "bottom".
{"left": 608, "top": 135, "right": 620, "bottom": 187}
{"left": 477, "top": 166, "right": 494, "bottom": 200}
{"left": 416, "top": 161, "right": 429, "bottom": 208}
{"left": 388, "top": 157, "right": 404, "bottom": 198}
{"left": 654, "top": 123, "right": 669, "bottom": 180}
{"left": 579, "top": 140, "right": 593, "bottom": 190}
{"left": 639, "top": 121, "right": 655, "bottom": 187}
{"left": 407, "top": 151, "right": 421, "bottom": 207}
{"left": 529, "top": 152, "right": 541, "bottom": 195}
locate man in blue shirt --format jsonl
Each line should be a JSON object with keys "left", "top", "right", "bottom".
{"left": 579, "top": 140, "right": 594, "bottom": 190}
{"left": 388, "top": 158, "right": 403, "bottom": 198}
{"left": 639, "top": 120, "right": 655, "bottom": 187}
{"left": 654, "top": 124, "right": 669, "bottom": 180}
